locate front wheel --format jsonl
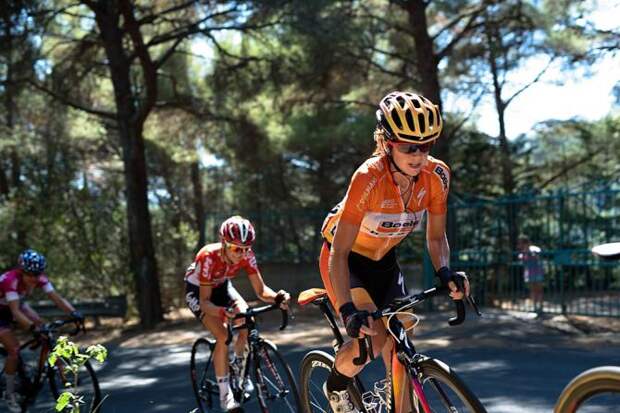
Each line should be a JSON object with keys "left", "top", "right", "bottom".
{"left": 554, "top": 366, "right": 620, "bottom": 413}
{"left": 413, "top": 357, "right": 486, "bottom": 413}
{"left": 190, "top": 338, "right": 219, "bottom": 413}
{"left": 253, "top": 340, "right": 301, "bottom": 412}
{"left": 48, "top": 359, "right": 102, "bottom": 413}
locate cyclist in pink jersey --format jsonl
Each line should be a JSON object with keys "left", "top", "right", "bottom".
{"left": 0, "top": 249, "right": 83, "bottom": 413}
{"left": 184, "top": 215, "right": 290, "bottom": 412}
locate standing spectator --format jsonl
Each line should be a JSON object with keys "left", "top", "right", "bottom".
{"left": 518, "top": 235, "right": 545, "bottom": 313}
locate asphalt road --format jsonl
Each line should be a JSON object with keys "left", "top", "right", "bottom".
{"left": 26, "top": 309, "right": 620, "bottom": 413}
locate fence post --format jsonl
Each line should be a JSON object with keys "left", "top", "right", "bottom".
{"left": 558, "top": 189, "right": 567, "bottom": 315}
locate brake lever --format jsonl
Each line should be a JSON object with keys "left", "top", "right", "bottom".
{"left": 465, "top": 294, "right": 482, "bottom": 317}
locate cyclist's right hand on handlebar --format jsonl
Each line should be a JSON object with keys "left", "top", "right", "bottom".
{"left": 339, "top": 302, "right": 376, "bottom": 339}
{"left": 218, "top": 306, "right": 237, "bottom": 322}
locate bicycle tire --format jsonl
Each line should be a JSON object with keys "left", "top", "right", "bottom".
{"left": 190, "top": 337, "right": 220, "bottom": 413}
{"left": 554, "top": 366, "right": 620, "bottom": 413}
{"left": 48, "top": 359, "right": 102, "bottom": 413}
{"left": 299, "top": 350, "right": 368, "bottom": 413}
{"left": 413, "top": 357, "right": 487, "bottom": 413}
{"left": 253, "top": 339, "right": 301, "bottom": 412}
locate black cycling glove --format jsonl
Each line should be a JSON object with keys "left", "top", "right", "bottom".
{"left": 70, "top": 310, "right": 85, "bottom": 322}
{"left": 436, "top": 267, "right": 468, "bottom": 291}
{"left": 339, "top": 302, "right": 370, "bottom": 339}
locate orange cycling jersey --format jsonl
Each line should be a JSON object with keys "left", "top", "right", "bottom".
{"left": 321, "top": 154, "right": 449, "bottom": 261}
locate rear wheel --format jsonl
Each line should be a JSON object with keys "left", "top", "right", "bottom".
{"left": 190, "top": 338, "right": 219, "bottom": 413}
{"left": 48, "top": 359, "right": 102, "bottom": 413}
{"left": 413, "top": 357, "right": 486, "bottom": 413}
{"left": 253, "top": 340, "right": 301, "bottom": 412}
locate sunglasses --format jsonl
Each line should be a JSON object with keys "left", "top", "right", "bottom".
{"left": 225, "top": 242, "right": 251, "bottom": 254}
{"left": 389, "top": 141, "right": 432, "bottom": 154}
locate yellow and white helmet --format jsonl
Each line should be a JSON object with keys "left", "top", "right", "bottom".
{"left": 376, "top": 91, "right": 443, "bottom": 144}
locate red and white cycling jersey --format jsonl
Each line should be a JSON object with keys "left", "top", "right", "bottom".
{"left": 184, "top": 243, "right": 259, "bottom": 287}
{"left": 0, "top": 268, "right": 54, "bottom": 307}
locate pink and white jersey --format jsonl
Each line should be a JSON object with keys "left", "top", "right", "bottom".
{"left": 0, "top": 268, "right": 54, "bottom": 306}
{"left": 184, "top": 243, "right": 259, "bottom": 287}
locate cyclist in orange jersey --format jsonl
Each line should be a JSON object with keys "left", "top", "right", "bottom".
{"left": 320, "top": 91, "right": 470, "bottom": 413}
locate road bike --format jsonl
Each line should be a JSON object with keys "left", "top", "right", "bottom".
{"left": 298, "top": 286, "right": 486, "bottom": 413}
{"left": 0, "top": 317, "right": 101, "bottom": 413}
{"left": 190, "top": 302, "right": 302, "bottom": 412}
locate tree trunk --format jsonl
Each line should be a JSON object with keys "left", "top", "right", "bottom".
{"left": 92, "top": 2, "right": 163, "bottom": 328}
{"left": 404, "top": 0, "right": 448, "bottom": 163}
{"left": 190, "top": 161, "right": 206, "bottom": 251}
{"left": 486, "top": 20, "right": 518, "bottom": 251}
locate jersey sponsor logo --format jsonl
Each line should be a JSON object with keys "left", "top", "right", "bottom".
{"left": 434, "top": 165, "right": 449, "bottom": 192}
{"left": 360, "top": 211, "right": 424, "bottom": 238}
{"left": 416, "top": 188, "right": 426, "bottom": 206}
{"left": 380, "top": 199, "right": 399, "bottom": 209}
{"left": 356, "top": 175, "right": 377, "bottom": 212}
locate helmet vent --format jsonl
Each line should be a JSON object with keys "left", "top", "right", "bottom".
{"left": 396, "top": 96, "right": 406, "bottom": 108}
{"left": 405, "top": 110, "right": 415, "bottom": 131}
{"left": 428, "top": 110, "right": 434, "bottom": 127}
{"left": 411, "top": 98, "right": 421, "bottom": 109}
{"left": 417, "top": 113, "right": 426, "bottom": 133}
{"left": 391, "top": 108, "right": 402, "bottom": 128}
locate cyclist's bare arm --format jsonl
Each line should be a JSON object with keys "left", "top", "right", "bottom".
{"left": 46, "top": 290, "right": 76, "bottom": 314}
{"left": 330, "top": 219, "right": 375, "bottom": 337}
{"left": 247, "top": 271, "right": 277, "bottom": 302}
{"left": 8, "top": 299, "right": 36, "bottom": 329}
{"left": 427, "top": 212, "right": 469, "bottom": 298}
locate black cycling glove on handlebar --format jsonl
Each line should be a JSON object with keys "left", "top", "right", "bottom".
{"left": 70, "top": 310, "right": 85, "bottom": 322}
{"left": 436, "top": 266, "right": 467, "bottom": 290}
{"left": 339, "top": 302, "right": 370, "bottom": 339}
{"left": 275, "top": 291, "right": 287, "bottom": 306}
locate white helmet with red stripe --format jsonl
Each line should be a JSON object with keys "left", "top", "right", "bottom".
{"left": 219, "top": 215, "right": 256, "bottom": 246}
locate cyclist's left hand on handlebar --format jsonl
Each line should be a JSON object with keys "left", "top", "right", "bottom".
{"left": 436, "top": 267, "right": 470, "bottom": 299}
{"left": 70, "top": 310, "right": 85, "bottom": 323}
{"left": 275, "top": 290, "right": 291, "bottom": 310}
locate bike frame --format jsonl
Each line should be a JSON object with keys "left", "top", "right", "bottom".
{"left": 311, "top": 287, "right": 476, "bottom": 413}
{"left": 228, "top": 303, "right": 289, "bottom": 403}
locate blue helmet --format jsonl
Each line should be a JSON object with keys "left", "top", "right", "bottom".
{"left": 18, "top": 249, "right": 47, "bottom": 274}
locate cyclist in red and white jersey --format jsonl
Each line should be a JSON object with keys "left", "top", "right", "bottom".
{"left": 184, "top": 215, "right": 290, "bottom": 412}
{"left": 0, "top": 249, "right": 83, "bottom": 413}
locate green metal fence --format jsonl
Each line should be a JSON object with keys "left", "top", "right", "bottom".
{"left": 450, "top": 186, "right": 620, "bottom": 317}
{"left": 205, "top": 184, "right": 620, "bottom": 317}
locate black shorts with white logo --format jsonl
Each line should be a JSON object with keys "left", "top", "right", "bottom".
{"left": 185, "top": 279, "right": 242, "bottom": 320}
{"left": 347, "top": 246, "right": 408, "bottom": 309}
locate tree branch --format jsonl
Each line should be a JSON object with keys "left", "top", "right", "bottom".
{"left": 28, "top": 80, "right": 116, "bottom": 119}
{"left": 504, "top": 56, "right": 555, "bottom": 108}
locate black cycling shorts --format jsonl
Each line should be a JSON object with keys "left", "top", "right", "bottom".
{"left": 320, "top": 242, "right": 409, "bottom": 309}
{"left": 185, "top": 279, "right": 242, "bottom": 320}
